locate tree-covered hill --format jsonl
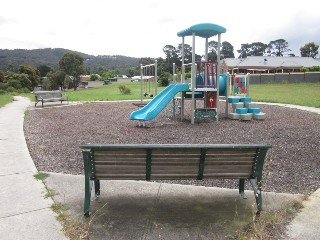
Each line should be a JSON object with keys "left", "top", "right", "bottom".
{"left": 0, "top": 48, "right": 140, "bottom": 74}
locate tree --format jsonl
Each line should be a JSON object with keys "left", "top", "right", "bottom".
{"left": 208, "top": 40, "right": 218, "bottom": 61}
{"left": 37, "top": 65, "right": 53, "bottom": 77}
{"left": 5, "top": 72, "right": 32, "bottom": 91}
{"left": 90, "top": 74, "right": 99, "bottom": 81}
{"left": 0, "top": 70, "right": 4, "bottom": 83}
{"left": 237, "top": 44, "right": 251, "bottom": 58}
{"left": 266, "top": 39, "right": 291, "bottom": 56}
{"left": 45, "top": 70, "right": 66, "bottom": 90}
{"left": 249, "top": 42, "right": 268, "bottom": 56}
{"left": 221, "top": 41, "right": 235, "bottom": 58}
{"left": 177, "top": 44, "right": 192, "bottom": 64}
{"left": 300, "top": 42, "right": 319, "bottom": 58}
{"left": 19, "top": 65, "right": 40, "bottom": 89}
{"left": 59, "top": 52, "right": 85, "bottom": 90}
{"left": 163, "top": 45, "right": 180, "bottom": 73}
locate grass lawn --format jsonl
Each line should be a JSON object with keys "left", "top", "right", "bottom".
{"left": 250, "top": 82, "right": 320, "bottom": 108}
{"left": 1, "top": 82, "right": 319, "bottom": 108}
{"left": 0, "top": 94, "right": 13, "bottom": 108}
{"left": 64, "top": 82, "right": 165, "bottom": 102}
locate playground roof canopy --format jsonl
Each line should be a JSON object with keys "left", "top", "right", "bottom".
{"left": 177, "top": 23, "right": 226, "bottom": 38}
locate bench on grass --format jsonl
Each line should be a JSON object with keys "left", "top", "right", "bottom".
{"left": 80, "top": 144, "right": 272, "bottom": 217}
{"left": 34, "top": 90, "right": 69, "bottom": 107}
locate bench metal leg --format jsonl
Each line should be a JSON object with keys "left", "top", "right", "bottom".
{"left": 84, "top": 179, "right": 93, "bottom": 217}
{"left": 239, "top": 179, "right": 247, "bottom": 199}
{"left": 94, "top": 180, "right": 100, "bottom": 199}
{"left": 250, "top": 179, "right": 262, "bottom": 214}
{"left": 83, "top": 150, "right": 93, "bottom": 217}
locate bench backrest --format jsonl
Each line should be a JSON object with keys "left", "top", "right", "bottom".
{"left": 34, "top": 90, "right": 62, "bottom": 99}
{"left": 81, "top": 144, "right": 271, "bottom": 181}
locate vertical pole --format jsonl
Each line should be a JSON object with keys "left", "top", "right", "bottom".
{"left": 181, "top": 36, "right": 185, "bottom": 121}
{"left": 155, "top": 60, "right": 158, "bottom": 95}
{"left": 140, "top": 64, "right": 143, "bottom": 103}
{"left": 182, "top": 37, "right": 185, "bottom": 83}
{"left": 173, "top": 63, "right": 176, "bottom": 83}
{"left": 205, "top": 38, "right": 208, "bottom": 61}
{"left": 246, "top": 73, "right": 250, "bottom": 97}
{"left": 225, "top": 73, "right": 229, "bottom": 117}
{"left": 216, "top": 33, "right": 221, "bottom": 122}
{"left": 191, "top": 32, "right": 196, "bottom": 124}
{"left": 173, "top": 63, "right": 176, "bottom": 118}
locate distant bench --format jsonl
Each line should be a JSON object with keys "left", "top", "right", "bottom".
{"left": 80, "top": 144, "right": 271, "bottom": 217}
{"left": 34, "top": 90, "right": 69, "bottom": 107}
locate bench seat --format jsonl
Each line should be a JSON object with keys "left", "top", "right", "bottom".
{"left": 80, "top": 144, "right": 271, "bottom": 217}
{"left": 34, "top": 90, "right": 68, "bottom": 107}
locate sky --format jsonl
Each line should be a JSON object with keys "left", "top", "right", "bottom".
{"left": 1, "top": 0, "right": 320, "bottom": 59}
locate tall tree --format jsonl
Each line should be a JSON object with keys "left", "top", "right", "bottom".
{"left": 221, "top": 41, "right": 235, "bottom": 58}
{"left": 177, "top": 44, "right": 192, "bottom": 64}
{"left": 249, "top": 42, "right": 268, "bottom": 56}
{"left": 19, "top": 65, "right": 40, "bottom": 89}
{"left": 59, "top": 52, "right": 85, "bottom": 90}
{"left": 208, "top": 40, "right": 218, "bottom": 61}
{"left": 237, "top": 43, "right": 251, "bottom": 58}
{"left": 266, "top": 39, "right": 291, "bottom": 56}
{"left": 300, "top": 42, "right": 319, "bottom": 58}
{"left": 163, "top": 45, "right": 179, "bottom": 73}
{"left": 37, "top": 65, "right": 53, "bottom": 77}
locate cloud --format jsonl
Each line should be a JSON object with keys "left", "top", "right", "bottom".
{"left": 0, "top": 0, "right": 319, "bottom": 58}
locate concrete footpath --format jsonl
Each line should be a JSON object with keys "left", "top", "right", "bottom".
{"left": 0, "top": 96, "right": 66, "bottom": 240}
{"left": 0, "top": 96, "right": 319, "bottom": 239}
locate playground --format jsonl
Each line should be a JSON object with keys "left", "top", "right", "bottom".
{"left": 23, "top": 22, "right": 320, "bottom": 196}
{"left": 24, "top": 100, "right": 320, "bottom": 195}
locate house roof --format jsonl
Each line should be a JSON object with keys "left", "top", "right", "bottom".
{"left": 177, "top": 23, "right": 226, "bottom": 38}
{"left": 223, "top": 56, "right": 320, "bottom": 69}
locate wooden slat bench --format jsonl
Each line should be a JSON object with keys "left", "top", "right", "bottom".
{"left": 80, "top": 144, "right": 272, "bottom": 217}
{"left": 34, "top": 90, "right": 69, "bottom": 107}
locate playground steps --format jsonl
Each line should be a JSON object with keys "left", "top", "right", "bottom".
{"left": 227, "top": 96, "right": 266, "bottom": 121}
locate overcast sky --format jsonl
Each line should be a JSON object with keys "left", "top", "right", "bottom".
{"left": 1, "top": 0, "right": 319, "bottom": 58}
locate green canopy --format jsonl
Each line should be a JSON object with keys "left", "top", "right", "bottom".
{"left": 177, "top": 23, "right": 226, "bottom": 38}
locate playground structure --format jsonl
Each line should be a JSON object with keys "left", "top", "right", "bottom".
{"left": 176, "top": 23, "right": 227, "bottom": 124}
{"left": 130, "top": 23, "right": 266, "bottom": 125}
{"left": 139, "top": 60, "right": 158, "bottom": 104}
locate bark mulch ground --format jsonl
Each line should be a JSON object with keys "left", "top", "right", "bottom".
{"left": 24, "top": 101, "right": 320, "bottom": 195}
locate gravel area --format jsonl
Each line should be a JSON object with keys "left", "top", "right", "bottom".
{"left": 23, "top": 101, "right": 320, "bottom": 194}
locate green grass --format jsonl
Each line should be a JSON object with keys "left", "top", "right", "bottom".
{"left": 0, "top": 94, "right": 13, "bottom": 108}
{"left": 65, "top": 82, "right": 165, "bottom": 102}
{"left": 33, "top": 172, "right": 49, "bottom": 181}
{"left": 249, "top": 82, "right": 320, "bottom": 108}
{"left": 3, "top": 82, "right": 319, "bottom": 108}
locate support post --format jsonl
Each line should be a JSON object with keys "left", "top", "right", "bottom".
{"left": 191, "top": 32, "right": 196, "bottom": 124}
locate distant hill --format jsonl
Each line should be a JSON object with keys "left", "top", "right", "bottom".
{"left": 0, "top": 48, "right": 140, "bottom": 74}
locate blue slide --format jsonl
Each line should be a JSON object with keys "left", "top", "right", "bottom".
{"left": 130, "top": 83, "right": 189, "bottom": 121}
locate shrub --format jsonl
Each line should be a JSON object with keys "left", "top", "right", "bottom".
{"left": 64, "top": 75, "right": 73, "bottom": 89}
{"left": 0, "top": 90, "right": 6, "bottom": 95}
{"left": 42, "top": 78, "right": 53, "bottom": 90}
{"left": 0, "top": 82, "right": 6, "bottom": 90}
{"left": 118, "top": 85, "right": 131, "bottom": 94}
{"left": 7, "top": 79, "right": 22, "bottom": 90}
{"left": 159, "top": 72, "right": 171, "bottom": 86}
{"left": 6, "top": 87, "right": 16, "bottom": 93}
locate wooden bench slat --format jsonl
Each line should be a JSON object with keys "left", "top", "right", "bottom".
{"left": 81, "top": 144, "right": 272, "bottom": 217}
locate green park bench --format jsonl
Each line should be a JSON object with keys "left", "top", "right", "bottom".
{"left": 80, "top": 144, "right": 272, "bottom": 217}
{"left": 34, "top": 90, "right": 69, "bottom": 107}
